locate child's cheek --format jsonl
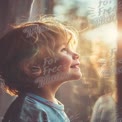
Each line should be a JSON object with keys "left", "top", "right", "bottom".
{"left": 41, "top": 56, "right": 71, "bottom": 75}
{"left": 54, "top": 58, "right": 71, "bottom": 72}
{"left": 41, "top": 57, "right": 67, "bottom": 75}
{"left": 42, "top": 65, "right": 63, "bottom": 75}
{"left": 54, "top": 64, "right": 67, "bottom": 72}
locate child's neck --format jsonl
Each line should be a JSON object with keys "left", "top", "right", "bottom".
{"left": 33, "top": 84, "right": 60, "bottom": 104}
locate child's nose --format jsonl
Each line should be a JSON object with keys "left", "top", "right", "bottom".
{"left": 72, "top": 52, "right": 79, "bottom": 60}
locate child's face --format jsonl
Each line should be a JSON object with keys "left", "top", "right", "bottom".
{"left": 55, "top": 42, "right": 82, "bottom": 80}
{"left": 40, "top": 38, "right": 82, "bottom": 83}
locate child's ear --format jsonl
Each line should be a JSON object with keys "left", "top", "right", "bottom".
{"left": 19, "top": 61, "right": 42, "bottom": 78}
{"left": 30, "top": 65, "right": 42, "bottom": 77}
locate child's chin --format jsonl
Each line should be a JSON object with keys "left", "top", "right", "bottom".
{"left": 70, "top": 73, "right": 82, "bottom": 80}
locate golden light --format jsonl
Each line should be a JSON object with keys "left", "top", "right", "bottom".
{"left": 83, "top": 22, "right": 117, "bottom": 48}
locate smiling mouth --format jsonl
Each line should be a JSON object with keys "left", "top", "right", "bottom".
{"left": 70, "top": 64, "right": 80, "bottom": 69}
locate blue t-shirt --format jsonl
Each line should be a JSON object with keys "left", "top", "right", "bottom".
{"left": 2, "top": 93, "right": 70, "bottom": 122}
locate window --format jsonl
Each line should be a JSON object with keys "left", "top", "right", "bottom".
{"left": 0, "top": 0, "right": 120, "bottom": 122}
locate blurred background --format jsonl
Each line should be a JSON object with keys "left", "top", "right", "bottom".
{"left": 0, "top": 0, "right": 117, "bottom": 122}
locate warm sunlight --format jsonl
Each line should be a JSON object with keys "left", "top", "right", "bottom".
{"left": 83, "top": 23, "right": 117, "bottom": 48}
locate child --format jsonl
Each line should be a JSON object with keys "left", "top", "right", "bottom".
{"left": 0, "top": 16, "right": 82, "bottom": 122}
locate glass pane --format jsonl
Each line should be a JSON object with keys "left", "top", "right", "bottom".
{"left": 0, "top": 0, "right": 117, "bottom": 122}
{"left": 53, "top": 0, "right": 117, "bottom": 122}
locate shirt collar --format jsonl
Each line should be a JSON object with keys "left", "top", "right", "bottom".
{"left": 26, "top": 93, "right": 64, "bottom": 111}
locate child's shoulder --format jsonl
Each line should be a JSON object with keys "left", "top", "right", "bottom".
{"left": 2, "top": 95, "right": 47, "bottom": 122}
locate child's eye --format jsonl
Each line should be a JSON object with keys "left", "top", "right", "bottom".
{"left": 61, "top": 48, "right": 68, "bottom": 53}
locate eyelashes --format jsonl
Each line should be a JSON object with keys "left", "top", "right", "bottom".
{"left": 61, "top": 48, "right": 68, "bottom": 53}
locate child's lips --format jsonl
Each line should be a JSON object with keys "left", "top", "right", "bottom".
{"left": 70, "top": 63, "right": 80, "bottom": 69}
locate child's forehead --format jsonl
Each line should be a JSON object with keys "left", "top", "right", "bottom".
{"left": 56, "top": 29, "right": 75, "bottom": 44}
{"left": 54, "top": 36, "right": 70, "bottom": 48}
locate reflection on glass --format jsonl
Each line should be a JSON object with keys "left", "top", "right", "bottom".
{"left": 53, "top": 0, "right": 117, "bottom": 122}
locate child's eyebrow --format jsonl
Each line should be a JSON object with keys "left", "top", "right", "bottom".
{"left": 60, "top": 42, "right": 69, "bottom": 47}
